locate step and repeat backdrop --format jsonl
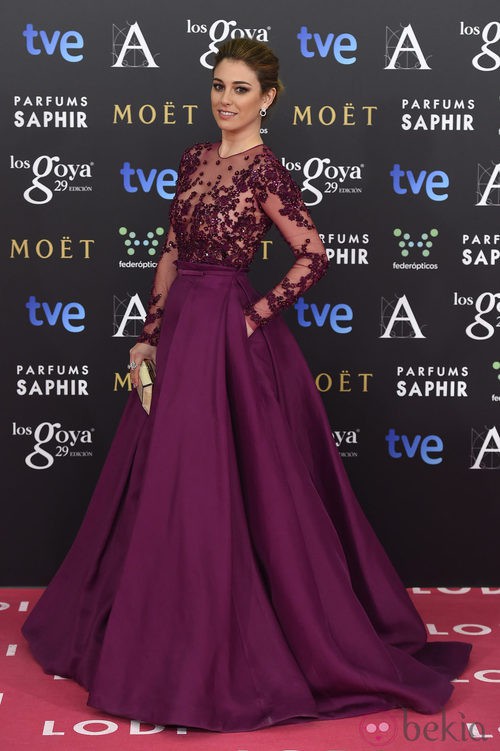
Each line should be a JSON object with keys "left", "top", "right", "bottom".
{"left": 2, "top": 0, "right": 499, "bottom": 585}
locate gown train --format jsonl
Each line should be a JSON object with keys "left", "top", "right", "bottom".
{"left": 21, "top": 259, "right": 472, "bottom": 732}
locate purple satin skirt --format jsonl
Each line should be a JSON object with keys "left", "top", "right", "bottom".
{"left": 21, "top": 259, "right": 472, "bottom": 732}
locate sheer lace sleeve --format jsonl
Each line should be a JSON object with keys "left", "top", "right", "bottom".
{"left": 136, "top": 227, "right": 179, "bottom": 347}
{"left": 136, "top": 147, "right": 191, "bottom": 346}
{"left": 242, "top": 158, "right": 330, "bottom": 328}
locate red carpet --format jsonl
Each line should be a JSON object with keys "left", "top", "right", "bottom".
{"left": 1, "top": 587, "right": 497, "bottom": 750}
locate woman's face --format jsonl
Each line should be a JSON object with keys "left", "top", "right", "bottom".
{"left": 211, "top": 58, "right": 275, "bottom": 135}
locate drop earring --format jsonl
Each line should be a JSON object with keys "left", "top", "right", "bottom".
{"left": 259, "top": 108, "right": 267, "bottom": 117}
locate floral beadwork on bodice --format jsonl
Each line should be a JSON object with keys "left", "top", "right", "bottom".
{"left": 138, "top": 141, "right": 329, "bottom": 346}
{"left": 170, "top": 142, "right": 273, "bottom": 267}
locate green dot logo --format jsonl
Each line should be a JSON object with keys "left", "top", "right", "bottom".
{"left": 493, "top": 361, "right": 500, "bottom": 381}
{"left": 393, "top": 228, "right": 438, "bottom": 257}
{"left": 118, "top": 226, "right": 165, "bottom": 256}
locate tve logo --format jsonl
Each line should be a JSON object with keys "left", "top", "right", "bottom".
{"left": 295, "top": 298, "right": 353, "bottom": 333}
{"left": 25, "top": 296, "right": 85, "bottom": 332}
{"left": 390, "top": 164, "right": 449, "bottom": 201}
{"left": 297, "top": 26, "right": 357, "bottom": 62}
{"left": 121, "top": 163, "right": 178, "bottom": 199}
{"left": 386, "top": 428, "right": 443, "bottom": 464}
{"left": 22, "top": 24, "right": 84, "bottom": 62}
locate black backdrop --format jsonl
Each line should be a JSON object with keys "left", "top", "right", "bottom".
{"left": 2, "top": 0, "right": 499, "bottom": 585}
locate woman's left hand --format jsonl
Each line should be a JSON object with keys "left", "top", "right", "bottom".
{"left": 245, "top": 315, "right": 257, "bottom": 337}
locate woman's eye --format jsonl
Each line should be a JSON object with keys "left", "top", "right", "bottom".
{"left": 212, "top": 83, "right": 248, "bottom": 94}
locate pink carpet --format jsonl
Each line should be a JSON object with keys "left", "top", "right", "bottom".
{"left": 1, "top": 587, "right": 497, "bottom": 750}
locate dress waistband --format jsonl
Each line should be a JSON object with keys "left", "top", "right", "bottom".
{"left": 175, "top": 259, "right": 249, "bottom": 275}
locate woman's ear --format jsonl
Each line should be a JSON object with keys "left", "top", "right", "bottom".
{"left": 263, "top": 87, "right": 277, "bottom": 109}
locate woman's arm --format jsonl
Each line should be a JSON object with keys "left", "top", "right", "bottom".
{"left": 136, "top": 228, "right": 179, "bottom": 348}
{"left": 243, "top": 158, "right": 329, "bottom": 328}
{"left": 135, "top": 144, "right": 196, "bottom": 347}
{"left": 128, "top": 145, "right": 192, "bottom": 386}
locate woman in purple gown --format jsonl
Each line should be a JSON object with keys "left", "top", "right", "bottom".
{"left": 21, "top": 38, "right": 472, "bottom": 733}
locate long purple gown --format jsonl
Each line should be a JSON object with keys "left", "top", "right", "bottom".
{"left": 21, "top": 141, "right": 472, "bottom": 732}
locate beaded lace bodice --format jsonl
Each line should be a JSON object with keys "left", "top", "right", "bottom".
{"left": 138, "top": 141, "right": 329, "bottom": 345}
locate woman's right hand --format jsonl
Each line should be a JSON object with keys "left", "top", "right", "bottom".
{"left": 128, "top": 342, "right": 157, "bottom": 388}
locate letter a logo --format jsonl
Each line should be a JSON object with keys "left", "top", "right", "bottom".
{"left": 112, "top": 293, "right": 147, "bottom": 337}
{"left": 476, "top": 163, "right": 500, "bottom": 206}
{"left": 380, "top": 294, "right": 426, "bottom": 338}
{"left": 470, "top": 426, "right": 500, "bottom": 469}
{"left": 112, "top": 22, "right": 159, "bottom": 68}
{"left": 384, "top": 24, "right": 431, "bottom": 70}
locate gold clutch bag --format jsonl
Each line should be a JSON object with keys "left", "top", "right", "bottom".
{"left": 137, "top": 359, "right": 156, "bottom": 414}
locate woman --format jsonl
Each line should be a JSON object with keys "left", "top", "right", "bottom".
{"left": 22, "top": 39, "right": 472, "bottom": 733}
